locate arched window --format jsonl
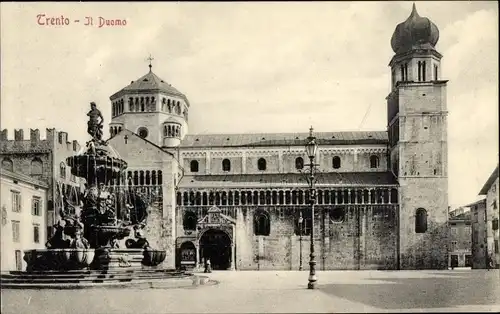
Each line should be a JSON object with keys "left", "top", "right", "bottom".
{"left": 31, "top": 158, "right": 43, "bottom": 178}
{"left": 415, "top": 208, "right": 428, "bottom": 233}
{"left": 254, "top": 210, "right": 270, "bottom": 236}
{"left": 295, "top": 157, "right": 304, "bottom": 170}
{"left": 329, "top": 207, "right": 345, "bottom": 223}
{"left": 139, "top": 170, "right": 145, "bottom": 185}
{"left": 332, "top": 156, "right": 341, "bottom": 169}
{"left": 257, "top": 158, "right": 267, "bottom": 171}
{"left": 129, "top": 98, "right": 134, "bottom": 111}
{"left": 370, "top": 155, "right": 379, "bottom": 168}
{"left": 1, "top": 158, "right": 13, "bottom": 171}
{"left": 190, "top": 160, "right": 199, "bottom": 173}
{"left": 157, "top": 170, "right": 163, "bottom": 185}
{"left": 59, "top": 162, "right": 66, "bottom": 179}
{"left": 222, "top": 159, "right": 231, "bottom": 172}
{"left": 133, "top": 171, "right": 139, "bottom": 185}
{"left": 176, "top": 102, "right": 181, "bottom": 115}
{"left": 183, "top": 211, "right": 197, "bottom": 231}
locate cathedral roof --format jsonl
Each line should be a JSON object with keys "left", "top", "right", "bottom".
{"left": 110, "top": 70, "right": 188, "bottom": 101}
{"left": 180, "top": 131, "right": 387, "bottom": 148}
{"left": 179, "top": 172, "right": 397, "bottom": 188}
{"left": 390, "top": 3, "right": 440, "bottom": 54}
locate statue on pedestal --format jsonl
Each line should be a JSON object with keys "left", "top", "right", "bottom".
{"left": 87, "top": 102, "right": 103, "bottom": 141}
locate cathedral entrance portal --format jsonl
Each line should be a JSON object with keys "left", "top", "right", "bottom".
{"left": 199, "top": 229, "right": 231, "bottom": 270}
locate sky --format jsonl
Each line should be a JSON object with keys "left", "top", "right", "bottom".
{"left": 1, "top": 1, "right": 498, "bottom": 209}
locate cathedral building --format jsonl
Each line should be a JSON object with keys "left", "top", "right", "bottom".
{"left": 107, "top": 5, "right": 449, "bottom": 271}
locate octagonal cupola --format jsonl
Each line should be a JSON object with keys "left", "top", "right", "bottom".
{"left": 109, "top": 62, "right": 190, "bottom": 148}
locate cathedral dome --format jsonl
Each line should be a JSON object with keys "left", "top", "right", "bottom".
{"left": 390, "top": 4, "right": 439, "bottom": 54}
{"left": 110, "top": 69, "right": 189, "bottom": 104}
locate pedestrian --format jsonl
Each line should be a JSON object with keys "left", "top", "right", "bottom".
{"left": 487, "top": 254, "right": 494, "bottom": 271}
{"left": 204, "top": 257, "right": 212, "bottom": 273}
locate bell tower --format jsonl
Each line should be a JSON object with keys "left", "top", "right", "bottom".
{"left": 108, "top": 58, "right": 190, "bottom": 148}
{"left": 387, "top": 4, "right": 449, "bottom": 269}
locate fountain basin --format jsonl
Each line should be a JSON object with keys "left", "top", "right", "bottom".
{"left": 24, "top": 249, "right": 95, "bottom": 272}
{"left": 93, "top": 225, "right": 131, "bottom": 247}
{"left": 142, "top": 249, "right": 167, "bottom": 267}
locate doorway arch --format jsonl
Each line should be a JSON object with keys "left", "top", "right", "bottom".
{"left": 199, "top": 229, "right": 232, "bottom": 270}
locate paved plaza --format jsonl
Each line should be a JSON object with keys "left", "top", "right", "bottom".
{"left": 1, "top": 269, "right": 500, "bottom": 313}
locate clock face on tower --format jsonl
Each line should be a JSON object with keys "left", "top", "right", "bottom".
{"left": 138, "top": 127, "right": 149, "bottom": 139}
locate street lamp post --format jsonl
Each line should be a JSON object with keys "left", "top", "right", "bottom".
{"left": 299, "top": 211, "right": 303, "bottom": 271}
{"left": 305, "top": 126, "right": 318, "bottom": 290}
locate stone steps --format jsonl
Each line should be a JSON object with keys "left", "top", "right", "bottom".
{"left": 0, "top": 269, "right": 212, "bottom": 289}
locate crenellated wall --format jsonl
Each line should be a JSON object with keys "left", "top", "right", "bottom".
{"left": 1, "top": 128, "right": 85, "bottom": 237}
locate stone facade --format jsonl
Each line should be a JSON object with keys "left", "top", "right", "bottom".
{"left": 1, "top": 169, "right": 48, "bottom": 271}
{"left": 479, "top": 165, "right": 499, "bottom": 268}
{"left": 448, "top": 208, "right": 472, "bottom": 268}
{"left": 0, "top": 128, "right": 85, "bottom": 239}
{"left": 468, "top": 199, "right": 488, "bottom": 269}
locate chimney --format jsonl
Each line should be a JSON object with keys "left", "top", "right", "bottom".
{"left": 0, "top": 129, "right": 7, "bottom": 141}
{"left": 72, "top": 140, "right": 79, "bottom": 151}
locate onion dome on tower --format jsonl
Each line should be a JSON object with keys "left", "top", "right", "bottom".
{"left": 390, "top": 3, "right": 440, "bottom": 54}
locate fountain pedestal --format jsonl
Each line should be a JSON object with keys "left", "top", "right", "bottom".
{"left": 93, "top": 248, "right": 144, "bottom": 271}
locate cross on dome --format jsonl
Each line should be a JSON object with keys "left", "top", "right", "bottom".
{"left": 146, "top": 54, "right": 154, "bottom": 72}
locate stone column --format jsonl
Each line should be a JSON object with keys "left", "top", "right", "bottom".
{"left": 242, "top": 151, "right": 247, "bottom": 174}
{"left": 205, "top": 152, "right": 211, "bottom": 175}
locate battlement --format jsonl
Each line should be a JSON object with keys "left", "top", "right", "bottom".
{"left": 0, "top": 128, "right": 81, "bottom": 153}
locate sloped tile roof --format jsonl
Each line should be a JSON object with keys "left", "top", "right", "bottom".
{"left": 479, "top": 164, "right": 499, "bottom": 195}
{"left": 180, "top": 131, "right": 388, "bottom": 148}
{"left": 178, "top": 171, "right": 397, "bottom": 188}
{"left": 110, "top": 71, "right": 186, "bottom": 99}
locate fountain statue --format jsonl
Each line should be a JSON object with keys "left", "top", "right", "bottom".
{"left": 24, "top": 102, "right": 166, "bottom": 272}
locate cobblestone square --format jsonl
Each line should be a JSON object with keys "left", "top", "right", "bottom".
{"left": 2, "top": 270, "right": 499, "bottom": 313}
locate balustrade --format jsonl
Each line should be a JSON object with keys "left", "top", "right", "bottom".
{"left": 175, "top": 187, "right": 398, "bottom": 207}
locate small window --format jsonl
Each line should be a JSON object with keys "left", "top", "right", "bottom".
{"left": 415, "top": 208, "right": 428, "bottom": 233}
{"left": 222, "top": 159, "right": 231, "bottom": 172}
{"left": 254, "top": 210, "right": 270, "bottom": 236}
{"left": 60, "top": 162, "right": 66, "bottom": 179}
{"left": 332, "top": 156, "right": 341, "bottom": 169}
{"left": 12, "top": 220, "right": 20, "bottom": 242}
{"left": 32, "top": 197, "right": 41, "bottom": 216}
{"left": 257, "top": 158, "right": 267, "bottom": 171}
{"left": 295, "top": 157, "right": 304, "bottom": 170}
{"left": 190, "top": 160, "right": 199, "bottom": 173}
{"left": 33, "top": 224, "right": 40, "bottom": 243}
{"left": 137, "top": 127, "right": 149, "bottom": 139}
{"left": 370, "top": 155, "right": 379, "bottom": 169}
{"left": 11, "top": 191, "right": 21, "bottom": 213}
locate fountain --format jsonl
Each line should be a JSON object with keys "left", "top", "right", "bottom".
{"left": 2, "top": 102, "right": 210, "bottom": 289}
